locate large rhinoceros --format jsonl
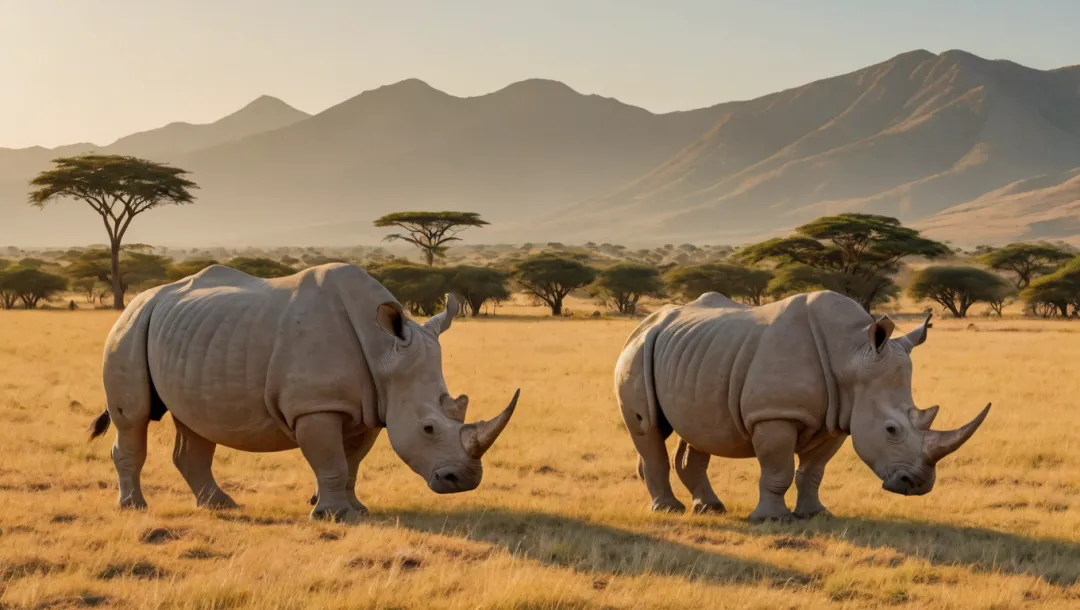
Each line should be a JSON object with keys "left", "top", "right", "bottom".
{"left": 613, "top": 290, "right": 990, "bottom": 522}
{"left": 88, "top": 263, "right": 519, "bottom": 522}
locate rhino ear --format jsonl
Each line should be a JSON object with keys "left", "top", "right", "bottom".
{"left": 895, "top": 312, "right": 932, "bottom": 352}
{"left": 424, "top": 293, "right": 458, "bottom": 337}
{"left": 447, "top": 394, "right": 469, "bottom": 420}
{"left": 376, "top": 302, "right": 406, "bottom": 341}
{"left": 868, "top": 314, "right": 895, "bottom": 353}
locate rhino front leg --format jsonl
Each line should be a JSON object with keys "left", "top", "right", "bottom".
{"left": 295, "top": 411, "right": 363, "bottom": 523}
{"left": 749, "top": 419, "right": 797, "bottom": 524}
{"left": 172, "top": 418, "right": 238, "bottom": 509}
{"left": 794, "top": 435, "right": 846, "bottom": 520}
{"left": 674, "top": 439, "right": 725, "bottom": 514}
{"left": 311, "top": 429, "right": 380, "bottom": 513}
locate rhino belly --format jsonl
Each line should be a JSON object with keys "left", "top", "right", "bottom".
{"left": 662, "top": 395, "right": 756, "bottom": 459}
{"left": 147, "top": 291, "right": 298, "bottom": 453}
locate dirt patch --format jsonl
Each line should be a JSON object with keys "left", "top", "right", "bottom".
{"left": 31, "top": 594, "right": 111, "bottom": 609}
{"left": 140, "top": 527, "right": 183, "bottom": 544}
{"left": 2, "top": 558, "right": 63, "bottom": 581}
{"left": 180, "top": 547, "right": 229, "bottom": 561}
{"left": 96, "top": 561, "right": 169, "bottom": 581}
{"left": 318, "top": 531, "right": 344, "bottom": 541}
{"left": 50, "top": 514, "right": 77, "bottom": 524}
{"left": 347, "top": 550, "right": 425, "bottom": 572}
{"left": 771, "top": 537, "right": 816, "bottom": 551}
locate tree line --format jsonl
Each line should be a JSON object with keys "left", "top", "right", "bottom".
{"left": 10, "top": 153, "right": 1080, "bottom": 318}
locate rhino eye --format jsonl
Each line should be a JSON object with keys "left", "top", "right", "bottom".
{"left": 885, "top": 424, "right": 898, "bottom": 436}
{"left": 423, "top": 424, "right": 435, "bottom": 435}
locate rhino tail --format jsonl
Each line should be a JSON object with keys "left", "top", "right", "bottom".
{"left": 642, "top": 324, "right": 673, "bottom": 441}
{"left": 88, "top": 410, "right": 111, "bottom": 441}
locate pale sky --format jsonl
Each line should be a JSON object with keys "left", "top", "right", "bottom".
{"left": 3, "top": 0, "right": 1079, "bottom": 149}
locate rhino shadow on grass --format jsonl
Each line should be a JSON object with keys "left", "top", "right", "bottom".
{"left": 381, "top": 507, "right": 815, "bottom": 588}
{"left": 706, "top": 515, "right": 1080, "bottom": 587}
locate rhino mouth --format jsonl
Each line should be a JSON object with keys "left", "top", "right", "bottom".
{"left": 428, "top": 462, "right": 481, "bottom": 494}
{"left": 881, "top": 467, "right": 935, "bottom": 496}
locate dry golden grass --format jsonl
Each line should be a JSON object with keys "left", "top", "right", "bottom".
{"left": 2, "top": 297, "right": 1080, "bottom": 609}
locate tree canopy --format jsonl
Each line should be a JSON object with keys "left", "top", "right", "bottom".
{"left": 1021, "top": 257, "right": 1080, "bottom": 318}
{"left": 907, "top": 266, "right": 1015, "bottom": 318}
{"left": 227, "top": 257, "right": 296, "bottom": 279}
{"left": 594, "top": 263, "right": 664, "bottom": 315}
{"left": 445, "top": 266, "right": 511, "bottom": 317}
{"left": 0, "top": 267, "right": 68, "bottom": 309}
{"left": 979, "top": 242, "right": 1073, "bottom": 289}
{"left": 737, "top": 213, "right": 950, "bottom": 311}
{"left": 371, "top": 264, "right": 449, "bottom": 317}
{"left": 513, "top": 253, "right": 596, "bottom": 316}
{"left": 663, "top": 263, "right": 773, "bottom": 305}
{"left": 373, "top": 211, "right": 489, "bottom": 267}
{"left": 28, "top": 154, "right": 197, "bottom": 309}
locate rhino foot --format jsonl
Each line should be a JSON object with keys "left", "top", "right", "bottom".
{"left": 310, "top": 506, "right": 365, "bottom": 524}
{"left": 748, "top": 507, "right": 794, "bottom": 525}
{"left": 650, "top": 497, "right": 687, "bottom": 514}
{"left": 794, "top": 506, "right": 832, "bottom": 521}
{"left": 348, "top": 496, "right": 370, "bottom": 515}
{"left": 197, "top": 489, "right": 239, "bottom": 510}
{"left": 118, "top": 495, "right": 148, "bottom": 511}
{"left": 692, "top": 500, "right": 726, "bottom": 515}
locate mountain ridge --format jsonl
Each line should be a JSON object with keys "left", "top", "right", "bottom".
{"left": 3, "top": 49, "right": 1080, "bottom": 248}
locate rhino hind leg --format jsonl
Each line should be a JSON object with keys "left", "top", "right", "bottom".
{"left": 111, "top": 420, "right": 150, "bottom": 510}
{"left": 674, "top": 439, "right": 726, "bottom": 514}
{"left": 172, "top": 418, "right": 238, "bottom": 509}
{"left": 748, "top": 420, "right": 798, "bottom": 524}
{"left": 296, "top": 411, "right": 365, "bottom": 523}
{"left": 793, "top": 435, "right": 846, "bottom": 520}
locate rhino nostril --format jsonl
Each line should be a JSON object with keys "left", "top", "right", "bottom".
{"left": 442, "top": 472, "right": 459, "bottom": 485}
{"left": 900, "top": 475, "right": 914, "bottom": 487}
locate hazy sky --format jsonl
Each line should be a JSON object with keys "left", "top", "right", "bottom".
{"left": 4, "top": 0, "right": 1079, "bottom": 149}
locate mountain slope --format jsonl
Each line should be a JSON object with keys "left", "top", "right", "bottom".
{"left": 538, "top": 50, "right": 1080, "bottom": 245}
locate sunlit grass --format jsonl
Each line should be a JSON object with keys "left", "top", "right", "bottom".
{"left": 2, "top": 297, "right": 1080, "bottom": 608}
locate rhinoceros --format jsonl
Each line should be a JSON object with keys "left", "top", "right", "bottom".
{"left": 613, "top": 290, "right": 990, "bottom": 522}
{"left": 88, "top": 263, "right": 519, "bottom": 522}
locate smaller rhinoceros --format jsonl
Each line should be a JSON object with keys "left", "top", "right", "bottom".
{"left": 613, "top": 290, "right": 990, "bottom": 522}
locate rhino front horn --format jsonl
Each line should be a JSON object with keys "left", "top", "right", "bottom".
{"left": 923, "top": 403, "right": 991, "bottom": 464}
{"left": 461, "top": 389, "right": 520, "bottom": 459}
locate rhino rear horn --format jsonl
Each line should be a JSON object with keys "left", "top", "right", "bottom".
{"left": 910, "top": 405, "right": 939, "bottom": 431}
{"left": 461, "top": 389, "right": 519, "bottom": 459}
{"left": 923, "top": 403, "right": 991, "bottom": 464}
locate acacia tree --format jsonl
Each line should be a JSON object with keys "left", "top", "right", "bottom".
{"left": 663, "top": 262, "right": 774, "bottom": 305}
{"left": 446, "top": 266, "right": 510, "bottom": 317}
{"left": 594, "top": 263, "right": 664, "bottom": 315}
{"left": 373, "top": 211, "right": 489, "bottom": 267}
{"left": 737, "top": 213, "right": 951, "bottom": 311}
{"left": 513, "top": 253, "right": 596, "bottom": 316}
{"left": 979, "top": 242, "right": 1073, "bottom": 289}
{"left": 1021, "top": 257, "right": 1080, "bottom": 318}
{"left": 28, "top": 154, "right": 197, "bottom": 309}
{"left": 0, "top": 268, "right": 68, "bottom": 309}
{"left": 907, "top": 266, "right": 1015, "bottom": 318}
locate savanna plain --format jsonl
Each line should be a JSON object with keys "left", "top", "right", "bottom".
{"left": 2, "top": 297, "right": 1080, "bottom": 610}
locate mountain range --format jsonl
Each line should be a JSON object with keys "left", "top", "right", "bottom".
{"left": 3, "top": 48, "right": 1080, "bottom": 249}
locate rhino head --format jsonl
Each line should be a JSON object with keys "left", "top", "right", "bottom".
{"left": 372, "top": 293, "right": 518, "bottom": 494}
{"left": 847, "top": 312, "right": 991, "bottom": 496}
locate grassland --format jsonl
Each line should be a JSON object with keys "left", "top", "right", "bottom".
{"left": 2, "top": 296, "right": 1080, "bottom": 609}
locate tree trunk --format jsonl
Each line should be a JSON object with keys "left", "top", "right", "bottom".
{"left": 550, "top": 298, "right": 563, "bottom": 316}
{"left": 424, "top": 249, "right": 435, "bottom": 267}
{"left": 110, "top": 243, "right": 125, "bottom": 310}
